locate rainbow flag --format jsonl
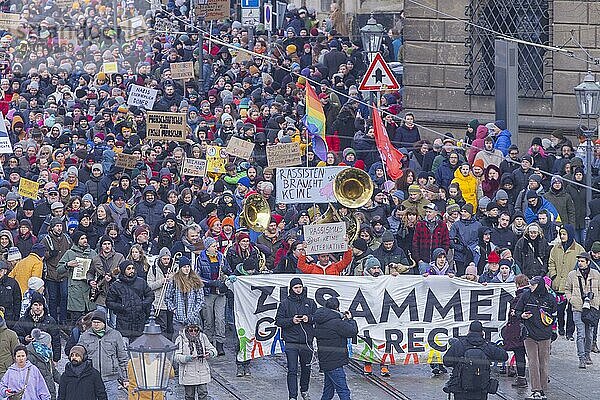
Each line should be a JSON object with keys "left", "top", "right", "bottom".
{"left": 302, "top": 82, "right": 328, "bottom": 161}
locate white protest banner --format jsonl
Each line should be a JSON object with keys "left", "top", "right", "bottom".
{"left": 266, "top": 142, "right": 302, "bottom": 168}
{"left": 127, "top": 84, "right": 158, "bottom": 110}
{"left": 303, "top": 222, "right": 347, "bottom": 254}
{"left": 170, "top": 62, "right": 195, "bottom": 80}
{"left": 234, "top": 275, "right": 514, "bottom": 364}
{"left": 225, "top": 136, "right": 255, "bottom": 160}
{"left": 275, "top": 166, "right": 346, "bottom": 204}
{"left": 182, "top": 158, "right": 207, "bottom": 177}
{"left": 0, "top": 113, "right": 12, "bottom": 154}
{"left": 146, "top": 112, "right": 187, "bottom": 141}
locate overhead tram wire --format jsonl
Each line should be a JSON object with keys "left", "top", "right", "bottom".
{"left": 145, "top": 1, "right": 600, "bottom": 195}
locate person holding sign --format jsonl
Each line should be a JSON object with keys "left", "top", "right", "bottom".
{"left": 297, "top": 237, "right": 353, "bottom": 275}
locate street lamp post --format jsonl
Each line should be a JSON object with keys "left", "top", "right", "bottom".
{"left": 128, "top": 316, "right": 177, "bottom": 399}
{"left": 574, "top": 71, "right": 600, "bottom": 229}
{"left": 360, "top": 14, "right": 385, "bottom": 105}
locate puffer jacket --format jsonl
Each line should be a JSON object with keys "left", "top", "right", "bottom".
{"left": 564, "top": 267, "right": 600, "bottom": 311}
{"left": 78, "top": 327, "right": 128, "bottom": 381}
{"left": 9, "top": 253, "right": 44, "bottom": 294}
{"left": 174, "top": 330, "right": 217, "bottom": 385}
{"left": 313, "top": 307, "right": 358, "bottom": 372}
{"left": 105, "top": 271, "right": 154, "bottom": 340}
{"left": 0, "top": 274, "right": 21, "bottom": 326}
{"left": 0, "top": 323, "right": 19, "bottom": 374}
{"left": 57, "top": 244, "right": 98, "bottom": 313}
{"left": 196, "top": 250, "right": 231, "bottom": 296}
{"left": 26, "top": 342, "right": 61, "bottom": 400}
{"left": 451, "top": 168, "right": 479, "bottom": 211}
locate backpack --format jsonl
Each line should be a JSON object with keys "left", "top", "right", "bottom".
{"left": 459, "top": 344, "right": 491, "bottom": 393}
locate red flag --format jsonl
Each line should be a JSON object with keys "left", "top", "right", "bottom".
{"left": 372, "top": 106, "right": 404, "bottom": 180}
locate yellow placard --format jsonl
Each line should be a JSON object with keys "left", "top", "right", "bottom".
{"left": 206, "top": 145, "right": 227, "bottom": 174}
{"left": 103, "top": 62, "right": 118, "bottom": 74}
{"left": 18, "top": 178, "right": 39, "bottom": 199}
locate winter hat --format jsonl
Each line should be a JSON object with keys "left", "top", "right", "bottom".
{"left": 526, "top": 190, "right": 538, "bottom": 200}
{"left": 28, "top": 277, "right": 45, "bottom": 291}
{"left": 238, "top": 176, "right": 251, "bottom": 188}
{"left": 465, "top": 264, "right": 478, "bottom": 276}
{"left": 69, "top": 345, "right": 87, "bottom": 358}
{"left": 529, "top": 174, "right": 542, "bottom": 184}
{"left": 381, "top": 230, "right": 395, "bottom": 243}
{"left": 271, "top": 214, "right": 283, "bottom": 225}
{"left": 494, "top": 189, "right": 509, "bottom": 201}
{"left": 159, "top": 247, "right": 171, "bottom": 258}
{"left": 363, "top": 255, "right": 381, "bottom": 272}
{"left": 469, "top": 321, "right": 483, "bottom": 333}
{"left": 461, "top": 203, "right": 474, "bottom": 215}
{"left": 236, "top": 232, "right": 250, "bottom": 242}
{"left": 7, "top": 247, "right": 22, "bottom": 262}
{"left": 446, "top": 203, "right": 460, "bottom": 214}
{"left": 487, "top": 251, "right": 500, "bottom": 264}
{"left": 432, "top": 248, "right": 447, "bottom": 260}
{"left": 134, "top": 225, "right": 150, "bottom": 238}
{"left": 31, "top": 243, "right": 46, "bottom": 258}
{"left": 30, "top": 292, "right": 45, "bottom": 306}
{"left": 531, "top": 137, "right": 542, "bottom": 146}
{"left": 67, "top": 166, "right": 78, "bottom": 178}
{"left": 51, "top": 201, "right": 64, "bottom": 210}
{"left": 178, "top": 256, "right": 191, "bottom": 267}
{"left": 71, "top": 230, "right": 87, "bottom": 245}
{"left": 49, "top": 217, "right": 63, "bottom": 228}
{"left": 222, "top": 217, "right": 235, "bottom": 227}
{"left": 325, "top": 297, "right": 340, "bottom": 310}
{"left": 31, "top": 328, "right": 52, "bottom": 347}
{"left": 473, "top": 159, "right": 485, "bottom": 170}
{"left": 67, "top": 218, "right": 79, "bottom": 230}
{"left": 203, "top": 236, "right": 217, "bottom": 249}
{"left": 591, "top": 241, "right": 600, "bottom": 253}
{"left": 163, "top": 204, "right": 176, "bottom": 215}
{"left": 551, "top": 175, "right": 562, "bottom": 185}
{"left": 91, "top": 309, "right": 107, "bottom": 324}
{"left": 22, "top": 199, "right": 35, "bottom": 211}
{"left": 289, "top": 277, "right": 303, "bottom": 289}
{"left": 353, "top": 238, "right": 368, "bottom": 252}
{"left": 207, "top": 216, "right": 220, "bottom": 228}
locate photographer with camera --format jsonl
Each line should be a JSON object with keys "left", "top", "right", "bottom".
{"left": 564, "top": 252, "right": 600, "bottom": 369}
{"left": 313, "top": 297, "right": 358, "bottom": 400}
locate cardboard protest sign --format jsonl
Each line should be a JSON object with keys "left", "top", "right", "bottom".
{"left": 182, "top": 158, "right": 208, "bottom": 177}
{"left": 234, "top": 275, "right": 515, "bottom": 363}
{"left": 0, "top": 13, "right": 20, "bottom": 31}
{"left": 303, "top": 222, "right": 347, "bottom": 255}
{"left": 266, "top": 142, "right": 302, "bottom": 168}
{"left": 225, "top": 137, "right": 255, "bottom": 160}
{"left": 55, "top": 0, "right": 72, "bottom": 9}
{"left": 120, "top": 16, "right": 148, "bottom": 41}
{"left": 103, "top": 62, "right": 118, "bottom": 74}
{"left": 206, "top": 146, "right": 227, "bottom": 173}
{"left": 275, "top": 166, "right": 347, "bottom": 204}
{"left": 115, "top": 153, "right": 139, "bottom": 170}
{"left": 127, "top": 84, "right": 158, "bottom": 110}
{"left": 18, "top": 178, "right": 39, "bottom": 200}
{"left": 170, "top": 62, "right": 195, "bottom": 80}
{"left": 58, "top": 29, "right": 78, "bottom": 46}
{"left": 146, "top": 112, "right": 187, "bottom": 141}
{"left": 194, "top": 0, "right": 230, "bottom": 21}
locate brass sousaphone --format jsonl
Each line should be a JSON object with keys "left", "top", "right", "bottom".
{"left": 240, "top": 193, "right": 271, "bottom": 232}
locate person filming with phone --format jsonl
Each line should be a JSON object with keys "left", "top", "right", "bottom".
{"left": 275, "top": 277, "right": 317, "bottom": 400}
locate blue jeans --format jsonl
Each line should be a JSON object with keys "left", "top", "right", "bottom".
{"left": 321, "top": 367, "right": 350, "bottom": 400}
{"left": 285, "top": 344, "right": 313, "bottom": 399}
{"left": 573, "top": 310, "right": 593, "bottom": 359}
{"left": 103, "top": 379, "right": 119, "bottom": 399}
{"left": 46, "top": 280, "right": 68, "bottom": 325}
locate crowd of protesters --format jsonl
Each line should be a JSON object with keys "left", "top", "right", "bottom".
{"left": 0, "top": 0, "right": 596, "bottom": 400}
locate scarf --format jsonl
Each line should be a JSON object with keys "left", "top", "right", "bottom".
{"left": 92, "top": 328, "right": 106, "bottom": 338}
{"left": 32, "top": 342, "right": 52, "bottom": 362}
{"left": 30, "top": 310, "right": 44, "bottom": 323}
{"left": 185, "top": 331, "right": 206, "bottom": 357}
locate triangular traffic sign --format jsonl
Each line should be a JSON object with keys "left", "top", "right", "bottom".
{"left": 359, "top": 53, "right": 400, "bottom": 91}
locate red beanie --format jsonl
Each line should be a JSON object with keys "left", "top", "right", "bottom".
{"left": 207, "top": 216, "right": 220, "bottom": 228}
{"left": 487, "top": 251, "right": 500, "bottom": 264}
{"left": 271, "top": 214, "right": 283, "bottom": 225}
{"left": 236, "top": 232, "right": 250, "bottom": 242}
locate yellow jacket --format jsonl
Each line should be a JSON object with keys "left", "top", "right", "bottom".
{"left": 451, "top": 169, "right": 479, "bottom": 211}
{"left": 9, "top": 253, "right": 43, "bottom": 293}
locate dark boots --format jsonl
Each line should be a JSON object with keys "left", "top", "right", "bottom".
{"left": 216, "top": 342, "right": 225, "bottom": 356}
{"left": 512, "top": 376, "right": 528, "bottom": 388}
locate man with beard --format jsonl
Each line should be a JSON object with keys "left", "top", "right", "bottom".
{"left": 58, "top": 345, "right": 107, "bottom": 400}
{"left": 106, "top": 261, "right": 154, "bottom": 342}
{"left": 373, "top": 231, "right": 411, "bottom": 275}
{"left": 275, "top": 277, "right": 318, "bottom": 400}
{"left": 88, "top": 236, "right": 125, "bottom": 312}
{"left": 134, "top": 186, "right": 165, "bottom": 231}
{"left": 172, "top": 224, "right": 204, "bottom": 272}
{"left": 257, "top": 217, "right": 283, "bottom": 270}
{"left": 491, "top": 212, "right": 517, "bottom": 251}
{"left": 413, "top": 203, "right": 450, "bottom": 269}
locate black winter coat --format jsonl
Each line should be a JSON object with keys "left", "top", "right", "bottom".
{"left": 443, "top": 332, "right": 508, "bottom": 400}
{"left": 13, "top": 306, "right": 61, "bottom": 362}
{"left": 58, "top": 361, "right": 107, "bottom": 400}
{"left": 0, "top": 274, "right": 21, "bottom": 327}
{"left": 513, "top": 236, "right": 549, "bottom": 277}
{"left": 275, "top": 291, "right": 317, "bottom": 345}
{"left": 313, "top": 307, "right": 358, "bottom": 372}
{"left": 106, "top": 273, "right": 154, "bottom": 340}
{"left": 514, "top": 286, "right": 556, "bottom": 341}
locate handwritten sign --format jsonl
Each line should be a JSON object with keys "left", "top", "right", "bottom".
{"left": 58, "top": 29, "right": 78, "bottom": 46}
{"left": 103, "top": 62, "right": 118, "bottom": 74}
{"left": 55, "top": 0, "right": 72, "bottom": 9}
{"left": 275, "top": 166, "right": 346, "bottom": 204}
{"left": 120, "top": 16, "right": 148, "bottom": 41}
{"left": 195, "top": 0, "right": 230, "bottom": 21}
{"left": 206, "top": 145, "right": 227, "bottom": 174}
{"left": 225, "top": 136, "right": 255, "bottom": 160}
{"left": 303, "top": 222, "right": 347, "bottom": 255}
{"left": 182, "top": 158, "right": 207, "bottom": 177}
{"left": 170, "top": 61, "right": 195, "bottom": 80}
{"left": 266, "top": 142, "right": 302, "bottom": 168}
{"left": 0, "top": 13, "right": 20, "bottom": 31}
{"left": 18, "top": 178, "right": 39, "bottom": 200}
{"left": 127, "top": 84, "right": 158, "bottom": 109}
{"left": 146, "top": 112, "right": 187, "bottom": 141}
{"left": 115, "top": 153, "right": 139, "bottom": 170}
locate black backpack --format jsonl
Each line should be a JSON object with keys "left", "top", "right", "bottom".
{"left": 458, "top": 344, "right": 491, "bottom": 393}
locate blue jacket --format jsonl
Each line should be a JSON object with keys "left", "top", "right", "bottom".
{"left": 524, "top": 197, "right": 559, "bottom": 224}
{"left": 494, "top": 129, "right": 512, "bottom": 156}
{"left": 196, "top": 250, "right": 231, "bottom": 296}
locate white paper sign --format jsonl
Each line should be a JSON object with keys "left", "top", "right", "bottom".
{"left": 182, "top": 158, "right": 208, "bottom": 177}
{"left": 303, "top": 222, "right": 347, "bottom": 254}
{"left": 233, "top": 275, "right": 515, "bottom": 363}
{"left": 127, "top": 84, "right": 158, "bottom": 109}
{"left": 275, "top": 166, "right": 347, "bottom": 204}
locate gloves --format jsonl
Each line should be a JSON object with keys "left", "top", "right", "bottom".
{"left": 228, "top": 275, "right": 237, "bottom": 283}
{"left": 184, "top": 355, "right": 193, "bottom": 362}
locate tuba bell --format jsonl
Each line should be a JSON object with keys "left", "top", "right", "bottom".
{"left": 314, "top": 204, "right": 362, "bottom": 244}
{"left": 240, "top": 193, "right": 271, "bottom": 232}
{"left": 333, "top": 167, "right": 374, "bottom": 209}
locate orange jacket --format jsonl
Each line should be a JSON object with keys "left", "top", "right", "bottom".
{"left": 297, "top": 249, "right": 353, "bottom": 275}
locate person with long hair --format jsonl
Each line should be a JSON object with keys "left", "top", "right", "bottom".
{"left": 165, "top": 256, "right": 205, "bottom": 339}
{"left": 502, "top": 274, "right": 530, "bottom": 388}
{"left": 127, "top": 244, "right": 150, "bottom": 280}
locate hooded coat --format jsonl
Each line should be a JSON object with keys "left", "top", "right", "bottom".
{"left": 57, "top": 243, "right": 98, "bottom": 313}
{"left": 451, "top": 168, "right": 478, "bottom": 211}
{"left": 493, "top": 121, "right": 512, "bottom": 156}
{"left": 134, "top": 186, "right": 166, "bottom": 231}
{"left": 0, "top": 360, "right": 51, "bottom": 400}
{"left": 275, "top": 278, "right": 317, "bottom": 345}
{"left": 0, "top": 273, "right": 21, "bottom": 327}
{"left": 9, "top": 247, "right": 44, "bottom": 295}
{"left": 313, "top": 306, "right": 358, "bottom": 372}
{"left": 548, "top": 225, "right": 584, "bottom": 293}
{"left": 467, "top": 125, "right": 488, "bottom": 165}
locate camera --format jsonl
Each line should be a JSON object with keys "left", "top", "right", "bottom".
{"left": 583, "top": 292, "right": 594, "bottom": 310}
